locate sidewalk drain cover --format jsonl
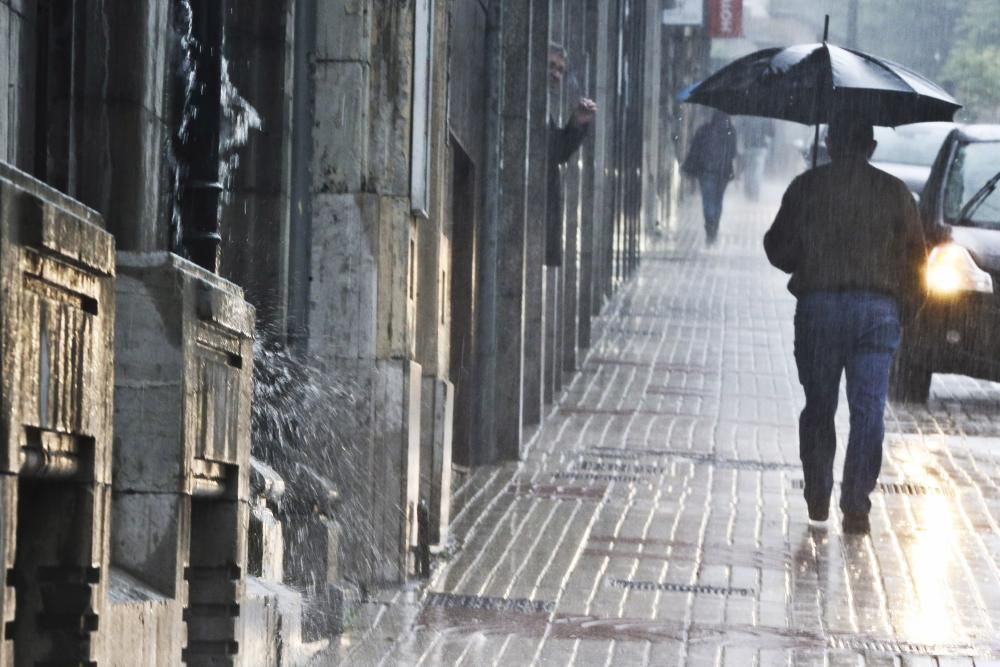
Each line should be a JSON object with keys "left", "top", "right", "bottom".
{"left": 609, "top": 578, "right": 753, "bottom": 598}
{"left": 424, "top": 593, "right": 554, "bottom": 615}
{"left": 578, "top": 460, "right": 663, "bottom": 475}
{"left": 583, "top": 447, "right": 798, "bottom": 472}
{"left": 827, "top": 635, "right": 981, "bottom": 657}
{"left": 646, "top": 385, "right": 715, "bottom": 397}
{"left": 790, "top": 479, "right": 950, "bottom": 496}
{"left": 554, "top": 471, "right": 644, "bottom": 483}
{"left": 507, "top": 482, "right": 607, "bottom": 501}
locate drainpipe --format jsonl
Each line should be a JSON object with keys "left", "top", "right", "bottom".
{"left": 288, "top": 0, "right": 317, "bottom": 348}
{"left": 473, "top": 0, "right": 503, "bottom": 465}
{"left": 178, "top": 0, "right": 225, "bottom": 273}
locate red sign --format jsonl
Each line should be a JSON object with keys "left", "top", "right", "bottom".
{"left": 709, "top": 0, "right": 743, "bottom": 38}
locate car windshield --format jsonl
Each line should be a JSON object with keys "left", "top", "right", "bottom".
{"left": 944, "top": 141, "right": 1000, "bottom": 228}
{"left": 872, "top": 124, "right": 953, "bottom": 166}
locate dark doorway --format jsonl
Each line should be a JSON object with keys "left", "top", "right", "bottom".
{"left": 448, "top": 137, "right": 477, "bottom": 467}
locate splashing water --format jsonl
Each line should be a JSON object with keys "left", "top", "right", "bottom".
{"left": 251, "top": 334, "right": 403, "bottom": 623}
{"left": 219, "top": 56, "right": 262, "bottom": 207}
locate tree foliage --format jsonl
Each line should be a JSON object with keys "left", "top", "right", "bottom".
{"left": 940, "top": 0, "right": 1000, "bottom": 121}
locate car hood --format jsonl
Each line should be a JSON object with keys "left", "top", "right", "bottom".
{"left": 951, "top": 226, "right": 1000, "bottom": 275}
{"left": 871, "top": 161, "right": 930, "bottom": 195}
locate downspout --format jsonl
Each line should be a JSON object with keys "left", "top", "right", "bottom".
{"left": 177, "top": 0, "right": 225, "bottom": 273}
{"left": 474, "top": 0, "right": 503, "bottom": 465}
{"left": 288, "top": 0, "right": 317, "bottom": 348}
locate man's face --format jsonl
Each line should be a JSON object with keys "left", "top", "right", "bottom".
{"left": 548, "top": 52, "right": 566, "bottom": 85}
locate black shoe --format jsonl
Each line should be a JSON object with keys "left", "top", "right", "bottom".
{"left": 842, "top": 512, "right": 870, "bottom": 535}
{"left": 807, "top": 501, "right": 829, "bottom": 522}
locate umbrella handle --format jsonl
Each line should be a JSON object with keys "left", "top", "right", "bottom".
{"left": 812, "top": 14, "right": 830, "bottom": 169}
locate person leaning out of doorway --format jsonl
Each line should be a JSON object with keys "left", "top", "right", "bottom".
{"left": 682, "top": 111, "right": 738, "bottom": 245}
{"left": 545, "top": 43, "right": 597, "bottom": 267}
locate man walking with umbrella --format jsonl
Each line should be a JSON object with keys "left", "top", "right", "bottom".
{"left": 682, "top": 111, "right": 738, "bottom": 245}
{"left": 763, "top": 117, "right": 926, "bottom": 534}
{"left": 679, "top": 14, "right": 960, "bottom": 534}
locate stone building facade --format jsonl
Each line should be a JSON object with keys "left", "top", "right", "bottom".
{"left": 0, "top": 0, "right": 707, "bottom": 662}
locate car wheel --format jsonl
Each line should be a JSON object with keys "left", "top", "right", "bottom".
{"left": 889, "top": 353, "right": 932, "bottom": 403}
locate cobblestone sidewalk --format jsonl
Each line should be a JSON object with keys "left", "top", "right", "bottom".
{"left": 319, "top": 188, "right": 1000, "bottom": 666}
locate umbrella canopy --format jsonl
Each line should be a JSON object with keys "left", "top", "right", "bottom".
{"left": 685, "top": 42, "right": 961, "bottom": 127}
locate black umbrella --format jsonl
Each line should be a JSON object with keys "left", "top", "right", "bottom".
{"left": 683, "top": 17, "right": 961, "bottom": 164}
{"left": 685, "top": 45, "right": 961, "bottom": 127}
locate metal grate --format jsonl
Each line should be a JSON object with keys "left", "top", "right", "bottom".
{"left": 790, "top": 479, "right": 950, "bottom": 496}
{"left": 583, "top": 447, "right": 798, "bottom": 472}
{"left": 827, "top": 635, "right": 981, "bottom": 657}
{"left": 645, "top": 385, "right": 715, "bottom": 397}
{"left": 578, "top": 460, "right": 664, "bottom": 475}
{"left": 424, "top": 593, "right": 554, "bottom": 615}
{"left": 507, "top": 483, "right": 607, "bottom": 502}
{"left": 554, "top": 471, "right": 644, "bottom": 483}
{"left": 609, "top": 578, "right": 753, "bottom": 598}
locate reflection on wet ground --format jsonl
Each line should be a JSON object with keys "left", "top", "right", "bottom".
{"left": 314, "top": 189, "right": 1000, "bottom": 666}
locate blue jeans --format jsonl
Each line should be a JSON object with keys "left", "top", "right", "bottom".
{"left": 698, "top": 173, "right": 728, "bottom": 239}
{"left": 794, "top": 291, "right": 901, "bottom": 515}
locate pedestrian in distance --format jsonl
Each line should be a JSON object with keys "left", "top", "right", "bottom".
{"left": 546, "top": 43, "right": 597, "bottom": 267}
{"left": 682, "top": 111, "right": 738, "bottom": 245}
{"left": 763, "top": 117, "right": 927, "bottom": 535}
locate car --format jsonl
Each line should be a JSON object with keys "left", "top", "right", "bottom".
{"left": 870, "top": 123, "right": 957, "bottom": 200}
{"left": 890, "top": 124, "right": 1000, "bottom": 402}
{"left": 798, "top": 123, "right": 955, "bottom": 199}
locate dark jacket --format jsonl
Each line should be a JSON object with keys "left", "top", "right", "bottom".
{"left": 764, "top": 160, "right": 926, "bottom": 309}
{"left": 546, "top": 117, "right": 588, "bottom": 267}
{"left": 683, "top": 119, "right": 738, "bottom": 180}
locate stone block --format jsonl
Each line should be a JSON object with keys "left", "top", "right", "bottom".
{"left": 80, "top": 102, "right": 170, "bottom": 252}
{"left": 419, "top": 377, "right": 453, "bottom": 547}
{"left": 372, "top": 359, "right": 422, "bottom": 583}
{"left": 313, "top": 61, "right": 369, "bottom": 194}
{"left": 97, "top": 0, "right": 171, "bottom": 118}
{"left": 0, "top": 162, "right": 116, "bottom": 484}
{"left": 316, "top": 0, "right": 371, "bottom": 62}
{"left": 248, "top": 498, "right": 284, "bottom": 583}
{"left": 105, "top": 568, "right": 182, "bottom": 667}
{"left": 0, "top": 162, "right": 116, "bottom": 665}
{"left": 111, "top": 491, "right": 189, "bottom": 596}
{"left": 114, "top": 252, "right": 254, "bottom": 499}
{"left": 309, "top": 194, "right": 379, "bottom": 360}
{"left": 113, "top": 252, "right": 254, "bottom": 666}
{"left": 376, "top": 197, "right": 417, "bottom": 359}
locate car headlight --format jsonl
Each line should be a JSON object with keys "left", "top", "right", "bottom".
{"left": 925, "top": 243, "right": 994, "bottom": 296}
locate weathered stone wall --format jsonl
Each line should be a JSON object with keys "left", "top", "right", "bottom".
{"left": 0, "top": 162, "right": 115, "bottom": 665}
{"left": 0, "top": 1, "right": 34, "bottom": 171}
{"left": 308, "top": 0, "right": 424, "bottom": 585}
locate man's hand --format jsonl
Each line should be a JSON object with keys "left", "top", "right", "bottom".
{"left": 571, "top": 98, "right": 597, "bottom": 128}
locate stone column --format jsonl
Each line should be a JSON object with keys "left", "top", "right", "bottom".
{"left": 522, "top": 0, "right": 550, "bottom": 425}
{"left": 495, "top": 0, "right": 532, "bottom": 459}
{"left": 545, "top": 0, "right": 566, "bottom": 401}
{"left": 309, "top": 0, "right": 422, "bottom": 585}
{"left": 0, "top": 1, "right": 35, "bottom": 169}
{"left": 578, "top": 0, "right": 600, "bottom": 348}
{"left": 416, "top": 0, "right": 455, "bottom": 548}
{"left": 72, "top": 0, "right": 174, "bottom": 251}
{"left": 641, "top": 0, "right": 663, "bottom": 242}
{"left": 561, "top": 0, "right": 585, "bottom": 374}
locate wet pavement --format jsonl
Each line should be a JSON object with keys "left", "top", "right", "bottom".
{"left": 316, "top": 186, "right": 1000, "bottom": 666}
